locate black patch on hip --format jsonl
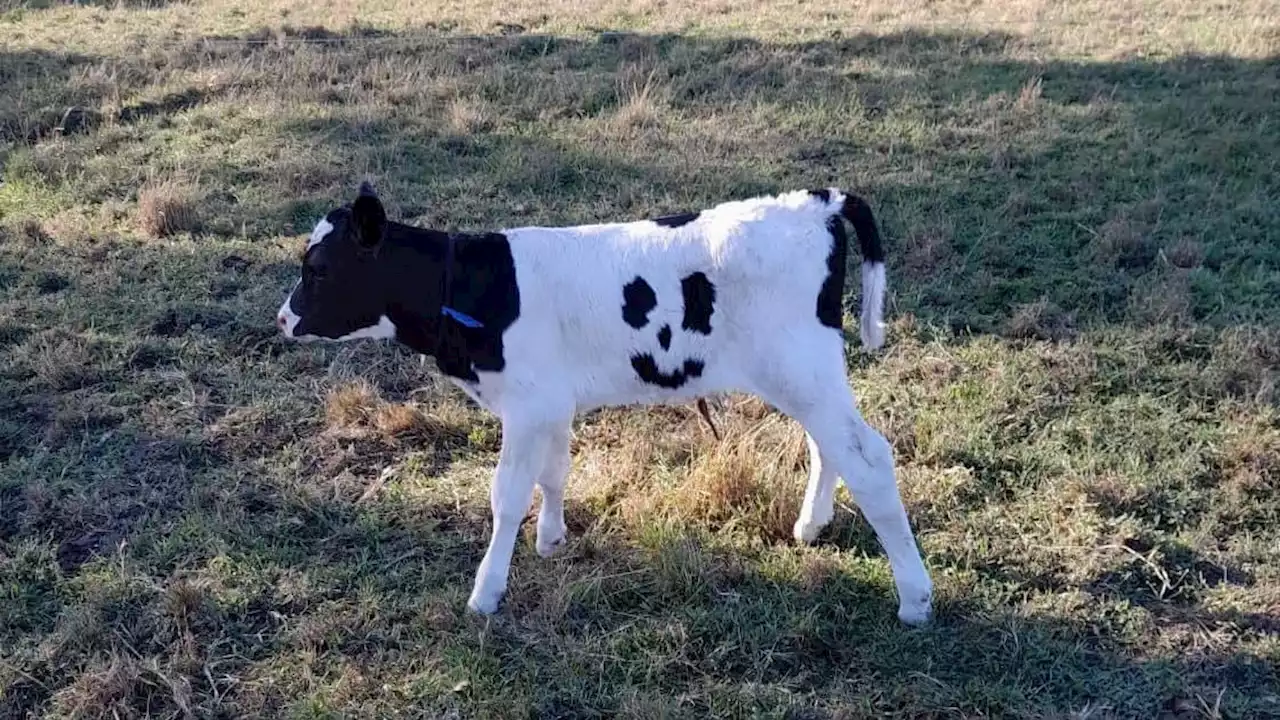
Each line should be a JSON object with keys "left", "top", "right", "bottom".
{"left": 631, "top": 354, "right": 704, "bottom": 389}
{"left": 652, "top": 211, "right": 699, "bottom": 228}
{"left": 816, "top": 215, "right": 847, "bottom": 330}
{"left": 622, "top": 276, "right": 658, "bottom": 329}
{"left": 679, "top": 271, "right": 715, "bottom": 335}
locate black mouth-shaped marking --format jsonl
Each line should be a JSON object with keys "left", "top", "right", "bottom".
{"left": 630, "top": 353, "right": 704, "bottom": 389}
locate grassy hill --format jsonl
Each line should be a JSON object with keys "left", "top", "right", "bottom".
{"left": 1, "top": 0, "right": 1277, "bottom": 717}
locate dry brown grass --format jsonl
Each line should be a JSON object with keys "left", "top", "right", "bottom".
{"left": 447, "top": 96, "right": 495, "bottom": 134}
{"left": 323, "top": 379, "right": 436, "bottom": 441}
{"left": 1203, "top": 326, "right": 1280, "bottom": 406}
{"left": 657, "top": 416, "right": 806, "bottom": 540}
{"left": 19, "top": 218, "right": 50, "bottom": 243}
{"left": 1006, "top": 297, "right": 1076, "bottom": 340}
{"left": 1128, "top": 270, "right": 1194, "bottom": 325}
{"left": 49, "top": 656, "right": 145, "bottom": 719}
{"left": 18, "top": 0, "right": 1279, "bottom": 59}
{"left": 607, "top": 65, "right": 668, "bottom": 134}
{"left": 1014, "top": 74, "right": 1043, "bottom": 112}
{"left": 901, "top": 222, "right": 956, "bottom": 280}
{"left": 136, "top": 178, "right": 201, "bottom": 238}
{"left": 1091, "top": 212, "right": 1157, "bottom": 270}
{"left": 324, "top": 381, "right": 383, "bottom": 430}
{"left": 370, "top": 402, "right": 427, "bottom": 437}
{"left": 10, "top": 328, "right": 101, "bottom": 391}
{"left": 571, "top": 399, "right": 810, "bottom": 541}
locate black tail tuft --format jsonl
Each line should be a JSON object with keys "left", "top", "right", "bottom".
{"left": 839, "top": 194, "right": 885, "bottom": 264}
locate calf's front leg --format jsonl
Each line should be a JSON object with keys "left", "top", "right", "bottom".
{"left": 467, "top": 413, "right": 558, "bottom": 615}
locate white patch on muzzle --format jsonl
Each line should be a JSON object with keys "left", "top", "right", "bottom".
{"left": 276, "top": 281, "right": 305, "bottom": 339}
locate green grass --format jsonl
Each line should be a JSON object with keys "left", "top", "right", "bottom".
{"left": 1, "top": 1, "right": 1278, "bottom": 717}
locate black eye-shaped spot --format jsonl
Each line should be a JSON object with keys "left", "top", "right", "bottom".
{"left": 622, "top": 276, "right": 657, "bottom": 329}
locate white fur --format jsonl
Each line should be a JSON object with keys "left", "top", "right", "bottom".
{"left": 334, "top": 315, "right": 397, "bottom": 342}
{"left": 285, "top": 188, "right": 931, "bottom": 624}
{"left": 306, "top": 217, "right": 334, "bottom": 250}
{"left": 861, "top": 261, "right": 887, "bottom": 349}
{"left": 277, "top": 281, "right": 304, "bottom": 336}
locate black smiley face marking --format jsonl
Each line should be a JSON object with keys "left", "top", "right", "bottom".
{"left": 620, "top": 272, "right": 717, "bottom": 389}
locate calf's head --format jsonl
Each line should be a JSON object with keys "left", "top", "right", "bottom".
{"left": 276, "top": 182, "right": 397, "bottom": 342}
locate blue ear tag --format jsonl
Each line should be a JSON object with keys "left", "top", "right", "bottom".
{"left": 442, "top": 306, "right": 485, "bottom": 329}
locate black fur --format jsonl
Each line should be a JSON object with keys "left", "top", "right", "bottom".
{"left": 389, "top": 230, "right": 519, "bottom": 382}
{"left": 289, "top": 191, "right": 519, "bottom": 384}
{"left": 815, "top": 191, "right": 886, "bottom": 329}
{"left": 657, "top": 324, "right": 672, "bottom": 351}
{"left": 679, "top": 271, "right": 715, "bottom": 334}
{"left": 840, "top": 194, "right": 885, "bottom": 263}
{"left": 816, "top": 215, "right": 848, "bottom": 330}
{"left": 652, "top": 211, "right": 699, "bottom": 228}
{"left": 630, "top": 354, "right": 704, "bottom": 389}
{"left": 622, "top": 276, "right": 658, "bottom": 329}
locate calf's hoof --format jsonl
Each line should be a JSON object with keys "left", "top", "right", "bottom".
{"left": 466, "top": 586, "right": 505, "bottom": 615}
{"left": 793, "top": 519, "right": 825, "bottom": 545}
{"left": 897, "top": 592, "right": 934, "bottom": 627}
{"left": 792, "top": 508, "right": 832, "bottom": 545}
{"left": 536, "top": 526, "right": 568, "bottom": 558}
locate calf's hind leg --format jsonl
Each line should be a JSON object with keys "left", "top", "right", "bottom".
{"left": 794, "top": 431, "right": 839, "bottom": 544}
{"left": 755, "top": 346, "right": 933, "bottom": 625}
{"left": 807, "top": 395, "right": 932, "bottom": 625}
{"left": 534, "top": 423, "right": 572, "bottom": 558}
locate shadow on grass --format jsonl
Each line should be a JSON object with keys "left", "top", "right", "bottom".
{"left": 6, "top": 472, "right": 1276, "bottom": 717}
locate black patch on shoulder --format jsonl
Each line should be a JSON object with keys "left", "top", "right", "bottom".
{"left": 680, "top": 272, "right": 715, "bottom": 334}
{"left": 386, "top": 229, "right": 521, "bottom": 384}
{"left": 622, "top": 276, "right": 657, "bottom": 329}
{"left": 657, "top": 324, "right": 672, "bottom": 350}
{"left": 808, "top": 188, "right": 831, "bottom": 203}
{"left": 816, "top": 216, "right": 847, "bottom": 330}
{"left": 631, "top": 354, "right": 704, "bottom": 389}
{"left": 652, "top": 211, "right": 699, "bottom": 228}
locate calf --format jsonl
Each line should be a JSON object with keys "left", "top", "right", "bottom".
{"left": 275, "top": 182, "right": 933, "bottom": 625}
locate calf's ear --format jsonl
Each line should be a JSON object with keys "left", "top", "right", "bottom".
{"left": 352, "top": 181, "right": 387, "bottom": 249}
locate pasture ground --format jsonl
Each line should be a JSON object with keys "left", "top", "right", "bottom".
{"left": 1, "top": 0, "right": 1278, "bottom": 717}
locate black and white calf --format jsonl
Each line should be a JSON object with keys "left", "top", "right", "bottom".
{"left": 275, "top": 182, "right": 932, "bottom": 624}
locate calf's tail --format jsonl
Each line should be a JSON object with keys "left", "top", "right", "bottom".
{"left": 837, "top": 191, "right": 888, "bottom": 349}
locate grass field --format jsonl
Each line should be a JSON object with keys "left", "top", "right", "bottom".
{"left": 2, "top": 0, "right": 1279, "bottom": 717}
